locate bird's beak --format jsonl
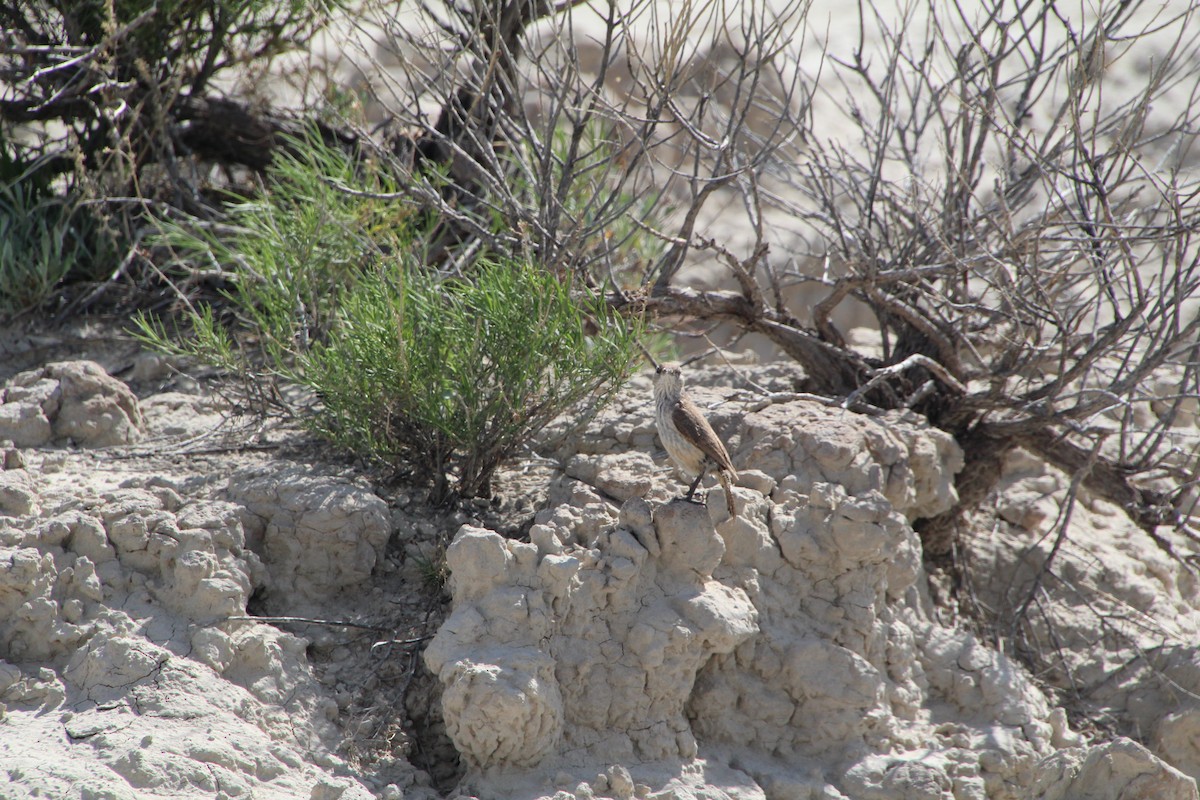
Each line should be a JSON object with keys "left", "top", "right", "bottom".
{"left": 637, "top": 340, "right": 660, "bottom": 371}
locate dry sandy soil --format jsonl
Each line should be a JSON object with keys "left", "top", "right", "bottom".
{"left": 2, "top": 318, "right": 1200, "bottom": 800}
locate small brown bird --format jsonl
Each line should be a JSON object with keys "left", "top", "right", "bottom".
{"left": 652, "top": 362, "right": 738, "bottom": 518}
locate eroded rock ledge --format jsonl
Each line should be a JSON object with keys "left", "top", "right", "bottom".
{"left": 0, "top": 361, "right": 382, "bottom": 799}
{"left": 2, "top": 359, "right": 1197, "bottom": 800}
{"left": 427, "top": 383, "right": 1198, "bottom": 800}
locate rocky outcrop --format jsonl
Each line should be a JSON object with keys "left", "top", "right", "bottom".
{"left": 427, "top": 374, "right": 1200, "bottom": 800}
{"left": 1033, "top": 739, "right": 1198, "bottom": 800}
{"left": 0, "top": 360, "right": 143, "bottom": 448}
{"left": 0, "top": 479, "right": 375, "bottom": 798}
{"left": 3, "top": 356, "right": 1198, "bottom": 800}
{"left": 425, "top": 499, "right": 757, "bottom": 774}
{"left": 0, "top": 362, "right": 376, "bottom": 800}
{"left": 965, "top": 446, "right": 1200, "bottom": 786}
{"left": 224, "top": 466, "right": 392, "bottom": 614}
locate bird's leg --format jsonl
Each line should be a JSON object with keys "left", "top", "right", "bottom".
{"left": 684, "top": 466, "right": 707, "bottom": 502}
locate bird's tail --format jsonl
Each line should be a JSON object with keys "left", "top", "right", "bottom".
{"left": 718, "top": 468, "right": 737, "bottom": 519}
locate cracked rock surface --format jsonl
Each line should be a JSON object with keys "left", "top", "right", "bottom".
{"left": 0, "top": 360, "right": 143, "bottom": 448}
{"left": 2, "top": 347, "right": 1199, "bottom": 800}
{"left": 428, "top": 366, "right": 1200, "bottom": 800}
{"left": 0, "top": 357, "right": 382, "bottom": 800}
{"left": 0, "top": 480, "right": 374, "bottom": 798}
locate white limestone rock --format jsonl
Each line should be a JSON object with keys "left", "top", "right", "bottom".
{"left": 0, "top": 470, "right": 374, "bottom": 800}
{"left": 965, "top": 444, "right": 1200, "bottom": 785}
{"left": 0, "top": 372, "right": 60, "bottom": 447}
{"left": 138, "top": 391, "right": 229, "bottom": 437}
{"left": 2, "top": 351, "right": 1194, "bottom": 800}
{"left": 224, "top": 465, "right": 391, "bottom": 611}
{"left": 426, "top": 500, "right": 759, "bottom": 776}
{"left": 0, "top": 360, "right": 143, "bottom": 448}
{"left": 429, "top": 383, "right": 1195, "bottom": 800}
{"left": 1033, "top": 738, "right": 1199, "bottom": 800}
{"left": 564, "top": 451, "right": 656, "bottom": 502}
{"left": 0, "top": 467, "right": 38, "bottom": 517}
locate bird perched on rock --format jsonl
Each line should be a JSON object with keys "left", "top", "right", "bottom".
{"left": 652, "top": 362, "right": 738, "bottom": 518}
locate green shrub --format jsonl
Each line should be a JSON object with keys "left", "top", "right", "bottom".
{"left": 0, "top": 183, "right": 79, "bottom": 315}
{"left": 0, "top": 176, "right": 125, "bottom": 316}
{"left": 135, "top": 135, "right": 643, "bottom": 500}
{"left": 305, "top": 254, "right": 638, "bottom": 498}
{"left": 2, "top": 0, "right": 335, "bottom": 310}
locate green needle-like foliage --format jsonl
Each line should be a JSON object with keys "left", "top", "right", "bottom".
{"left": 0, "top": 178, "right": 119, "bottom": 317}
{"left": 135, "top": 132, "right": 643, "bottom": 500}
{"left": 306, "top": 257, "right": 638, "bottom": 499}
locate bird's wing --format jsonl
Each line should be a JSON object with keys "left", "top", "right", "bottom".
{"left": 673, "top": 399, "right": 736, "bottom": 474}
